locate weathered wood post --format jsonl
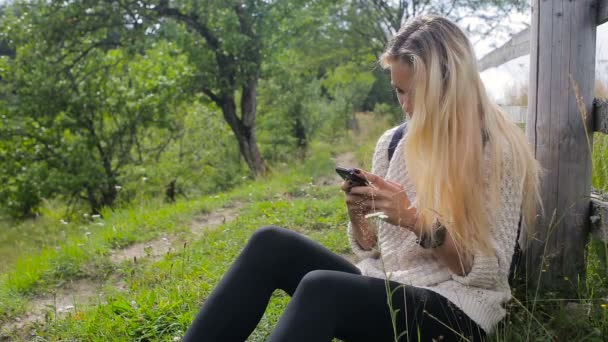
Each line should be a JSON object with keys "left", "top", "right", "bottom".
{"left": 526, "top": 0, "right": 598, "bottom": 294}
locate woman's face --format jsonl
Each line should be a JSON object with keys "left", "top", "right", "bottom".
{"left": 390, "top": 62, "right": 415, "bottom": 118}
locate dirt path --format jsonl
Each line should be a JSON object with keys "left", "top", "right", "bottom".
{"left": 314, "top": 151, "right": 359, "bottom": 186}
{"left": 334, "top": 151, "right": 358, "bottom": 167}
{"left": 110, "top": 202, "right": 244, "bottom": 264}
{"left": 1, "top": 275, "right": 124, "bottom": 338}
{"left": 1, "top": 202, "right": 244, "bottom": 339}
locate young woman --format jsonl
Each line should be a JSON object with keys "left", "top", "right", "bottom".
{"left": 182, "top": 14, "right": 541, "bottom": 342}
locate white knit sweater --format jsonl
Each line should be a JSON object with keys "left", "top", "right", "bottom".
{"left": 347, "top": 124, "right": 522, "bottom": 334}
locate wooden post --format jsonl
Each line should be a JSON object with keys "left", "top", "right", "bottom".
{"left": 599, "top": 0, "right": 608, "bottom": 24}
{"left": 526, "top": 0, "right": 597, "bottom": 294}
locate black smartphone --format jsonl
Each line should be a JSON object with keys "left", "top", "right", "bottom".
{"left": 335, "top": 166, "right": 369, "bottom": 187}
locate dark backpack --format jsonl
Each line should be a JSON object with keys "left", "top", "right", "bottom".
{"left": 386, "top": 123, "right": 522, "bottom": 285}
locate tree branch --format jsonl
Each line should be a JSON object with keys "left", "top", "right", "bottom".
{"left": 233, "top": 2, "right": 254, "bottom": 38}
{"left": 444, "top": 0, "right": 458, "bottom": 17}
{"left": 155, "top": 0, "right": 221, "bottom": 51}
{"left": 202, "top": 88, "right": 221, "bottom": 104}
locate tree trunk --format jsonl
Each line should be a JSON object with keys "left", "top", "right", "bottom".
{"left": 525, "top": 0, "right": 596, "bottom": 295}
{"left": 155, "top": 2, "right": 266, "bottom": 177}
{"left": 86, "top": 186, "right": 101, "bottom": 214}
{"left": 294, "top": 116, "right": 307, "bottom": 149}
{"left": 219, "top": 89, "right": 266, "bottom": 177}
{"left": 101, "top": 183, "right": 117, "bottom": 208}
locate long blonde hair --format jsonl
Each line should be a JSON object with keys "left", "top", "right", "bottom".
{"left": 379, "top": 14, "right": 542, "bottom": 254}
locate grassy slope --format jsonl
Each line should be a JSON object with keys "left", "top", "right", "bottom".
{"left": 0, "top": 114, "right": 386, "bottom": 341}
{"left": 1, "top": 112, "right": 607, "bottom": 341}
{"left": 0, "top": 151, "right": 343, "bottom": 341}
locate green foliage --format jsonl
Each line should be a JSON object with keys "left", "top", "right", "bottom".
{"left": 373, "top": 102, "right": 404, "bottom": 126}
{"left": 364, "top": 67, "right": 399, "bottom": 112}
{"left": 117, "top": 101, "right": 249, "bottom": 204}
{"left": 0, "top": 0, "right": 537, "bottom": 218}
{"left": 320, "top": 61, "right": 376, "bottom": 133}
{"left": 593, "top": 133, "right": 608, "bottom": 192}
{"left": 0, "top": 4, "right": 194, "bottom": 216}
{"left": 257, "top": 67, "right": 328, "bottom": 162}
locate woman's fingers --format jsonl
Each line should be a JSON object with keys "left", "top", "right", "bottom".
{"left": 386, "top": 180, "right": 409, "bottom": 197}
{"left": 345, "top": 193, "right": 362, "bottom": 205}
{"left": 386, "top": 180, "right": 402, "bottom": 188}
{"left": 349, "top": 184, "right": 380, "bottom": 199}
{"left": 343, "top": 170, "right": 394, "bottom": 215}
{"left": 355, "top": 169, "right": 385, "bottom": 188}
{"left": 346, "top": 194, "right": 385, "bottom": 211}
{"left": 345, "top": 194, "right": 369, "bottom": 207}
{"left": 340, "top": 180, "right": 352, "bottom": 192}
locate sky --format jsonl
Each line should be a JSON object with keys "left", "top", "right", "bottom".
{"left": 474, "top": 13, "right": 608, "bottom": 104}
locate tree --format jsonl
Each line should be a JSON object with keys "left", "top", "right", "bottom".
{"left": 321, "top": 61, "right": 375, "bottom": 132}
{"left": 334, "top": 0, "right": 529, "bottom": 58}
{"left": 143, "top": 0, "right": 345, "bottom": 175}
{"left": 23, "top": 0, "right": 344, "bottom": 177}
{"left": 147, "top": 0, "right": 268, "bottom": 176}
{"left": 0, "top": 3, "right": 193, "bottom": 215}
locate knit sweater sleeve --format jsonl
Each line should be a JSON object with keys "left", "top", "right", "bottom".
{"left": 347, "top": 126, "right": 400, "bottom": 259}
{"left": 451, "top": 144, "right": 522, "bottom": 289}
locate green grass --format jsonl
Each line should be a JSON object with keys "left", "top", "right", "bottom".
{"left": 22, "top": 195, "right": 349, "bottom": 341}
{"left": 1, "top": 113, "right": 608, "bottom": 341}
{"left": 0, "top": 124, "right": 371, "bottom": 340}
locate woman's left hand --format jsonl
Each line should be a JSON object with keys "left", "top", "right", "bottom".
{"left": 349, "top": 169, "right": 418, "bottom": 232}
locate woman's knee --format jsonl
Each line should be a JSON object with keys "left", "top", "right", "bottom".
{"left": 245, "top": 225, "right": 304, "bottom": 273}
{"left": 297, "top": 270, "right": 343, "bottom": 295}
{"left": 249, "top": 225, "right": 289, "bottom": 248}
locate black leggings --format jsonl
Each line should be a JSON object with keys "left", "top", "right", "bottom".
{"left": 183, "top": 225, "right": 486, "bottom": 341}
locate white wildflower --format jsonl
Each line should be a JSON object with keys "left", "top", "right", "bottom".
{"left": 91, "top": 214, "right": 101, "bottom": 219}
{"left": 142, "top": 177, "right": 148, "bottom": 182}
{"left": 365, "top": 212, "right": 388, "bottom": 220}
{"left": 115, "top": 185, "right": 122, "bottom": 190}
{"left": 60, "top": 219, "right": 68, "bottom": 225}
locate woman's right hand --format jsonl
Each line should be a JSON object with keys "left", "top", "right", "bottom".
{"left": 341, "top": 180, "right": 378, "bottom": 249}
{"left": 340, "top": 180, "right": 373, "bottom": 224}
